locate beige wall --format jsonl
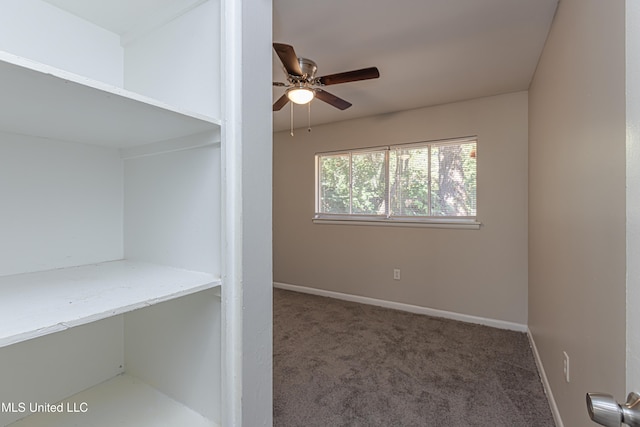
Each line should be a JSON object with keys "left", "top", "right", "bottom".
{"left": 274, "top": 91, "right": 529, "bottom": 325}
{"left": 628, "top": 0, "right": 640, "bottom": 393}
{"left": 528, "top": 0, "right": 627, "bottom": 425}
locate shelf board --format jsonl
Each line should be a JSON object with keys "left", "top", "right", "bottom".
{"left": 8, "top": 374, "right": 218, "bottom": 427}
{"left": 0, "top": 51, "right": 221, "bottom": 148}
{"left": 0, "top": 260, "right": 221, "bottom": 348}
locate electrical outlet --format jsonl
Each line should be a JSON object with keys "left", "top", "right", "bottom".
{"left": 563, "top": 351, "right": 570, "bottom": 382}
{"left": 393, "top": 269, "right": 401, "bottom": 280}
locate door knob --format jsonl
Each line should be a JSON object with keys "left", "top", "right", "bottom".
{"left": 587, "top": 392, "right": 640, "bottom": 426}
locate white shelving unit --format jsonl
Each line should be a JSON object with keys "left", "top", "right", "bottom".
{"left": 0, "top": 0, "right": 224, "bottom": 426}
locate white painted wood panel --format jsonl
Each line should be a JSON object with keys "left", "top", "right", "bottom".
{"left": 0, "top": 316, "right": 124, "bottom": 426}
{"left": 41, "top": 0, "right": 200, "bottom": 36}
{"left": 0, "top": 0, "right": 123, "bottom": 87}
{"left": 125, "top": 289, "right": 221, "bottom": 423}
{"left": 124, "top": 0, "right": 220, "bottom": 118}
{"left": 0, "top": 132, "right": 123, "bottom": 277}
{"left": 119, "top": 130, "right": 221, "bottom": 160}
{"left": 0, "top": 52, "right": 219, "bottom": 147}
{"left": 8, "top": 374, "right": 217, "bottom": 427}
{"left": 0, "top": 260, "right": 220, "bottom": 347}
{"left": 0, "top": 317, "right": 124, "bottom": 426}
{"left": 124, "top": 144, "right": 221, "bottom": 275}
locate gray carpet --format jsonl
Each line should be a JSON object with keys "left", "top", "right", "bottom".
{"left": 273, "top": 288, "right": 555, "bottom": 427}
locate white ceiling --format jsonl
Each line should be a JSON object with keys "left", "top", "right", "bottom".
{"left": 273, "top": 0, "right": 558, "bottom": 132}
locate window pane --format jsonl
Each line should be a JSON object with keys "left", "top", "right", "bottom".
{"left": 389, "top": 147, "right": 430, "bottom": 216}
{"left": 351, "top": 151, "right": 386, "bottom": 215}
{"left": 319, "top": 154, "right": 350, "bottom": 214}
{"left": 316, "top": 138, "right": 477, "bottom": 221}
{"left": 431, "top": 142, "right": 477, "bottom": 216}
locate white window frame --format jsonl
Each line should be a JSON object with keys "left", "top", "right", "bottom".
{"left": 313, "top": 137, "right": 481, "bottom": 229}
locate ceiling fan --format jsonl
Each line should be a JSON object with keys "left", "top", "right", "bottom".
{"left": 272, "top": 42, "right": 380, "bottom": 112}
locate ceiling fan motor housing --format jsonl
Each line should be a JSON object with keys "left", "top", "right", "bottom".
{"left": 296, "top": 58, "right": 317, "bottom": 80}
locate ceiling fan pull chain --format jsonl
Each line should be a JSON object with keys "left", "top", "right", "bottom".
{"left": 290, "top": 102, "right": 294, "bottom": 136}
{"left": 308, "top": 102, "right": 312, "bottom": 132}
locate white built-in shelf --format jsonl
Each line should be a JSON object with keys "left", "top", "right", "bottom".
{"left": 8, "top": 374, "right": 218, "bottom": 427}
{"left": 0, "top": 260, "right": 221, "bottom": 348}
{"left": 0, "top": 51, "right": 221, "bottom": 147}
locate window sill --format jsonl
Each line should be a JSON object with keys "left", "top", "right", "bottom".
{"left": 312, "top": 215, "right": 481, "bottom": 229}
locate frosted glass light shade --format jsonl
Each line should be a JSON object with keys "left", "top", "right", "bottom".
{"left": 287, "top": 87, "right": 314, "bottom": 104}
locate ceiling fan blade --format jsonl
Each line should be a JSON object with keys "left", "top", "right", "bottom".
{"left": 273, "top": 82, "right": 287, "bottom": 87}
{"left": 314, "top": 89, "right": 352, "bottom": 110}
{"left": 273, "top": 43, "right": 303, "bottom": 77}
{"left": 273, "top": 93, "right": 290, "bottom": 111}
{"left": 317, "top": 67, "right": 380, "bottom": 86}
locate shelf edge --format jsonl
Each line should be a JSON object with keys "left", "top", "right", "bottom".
{"left": 0, "top": 261, "right": 221, "bottom": 349}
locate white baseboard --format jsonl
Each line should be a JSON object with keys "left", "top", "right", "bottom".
{"left": 273, "top": 282, "right": 527, "bottom": 332}
{"left": 527, "top": 329, "right": 564, "bottom": 427}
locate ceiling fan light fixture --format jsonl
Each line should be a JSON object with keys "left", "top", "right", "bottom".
{"left": 272, "top": 43, "right": 379, "bottom": 114}
{"left": 286, "top": 86, "right": 315, "bottom": 105}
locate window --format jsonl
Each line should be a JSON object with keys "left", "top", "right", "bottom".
{"left": 315, "top": 137, "right": 478, "bottom": 227}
